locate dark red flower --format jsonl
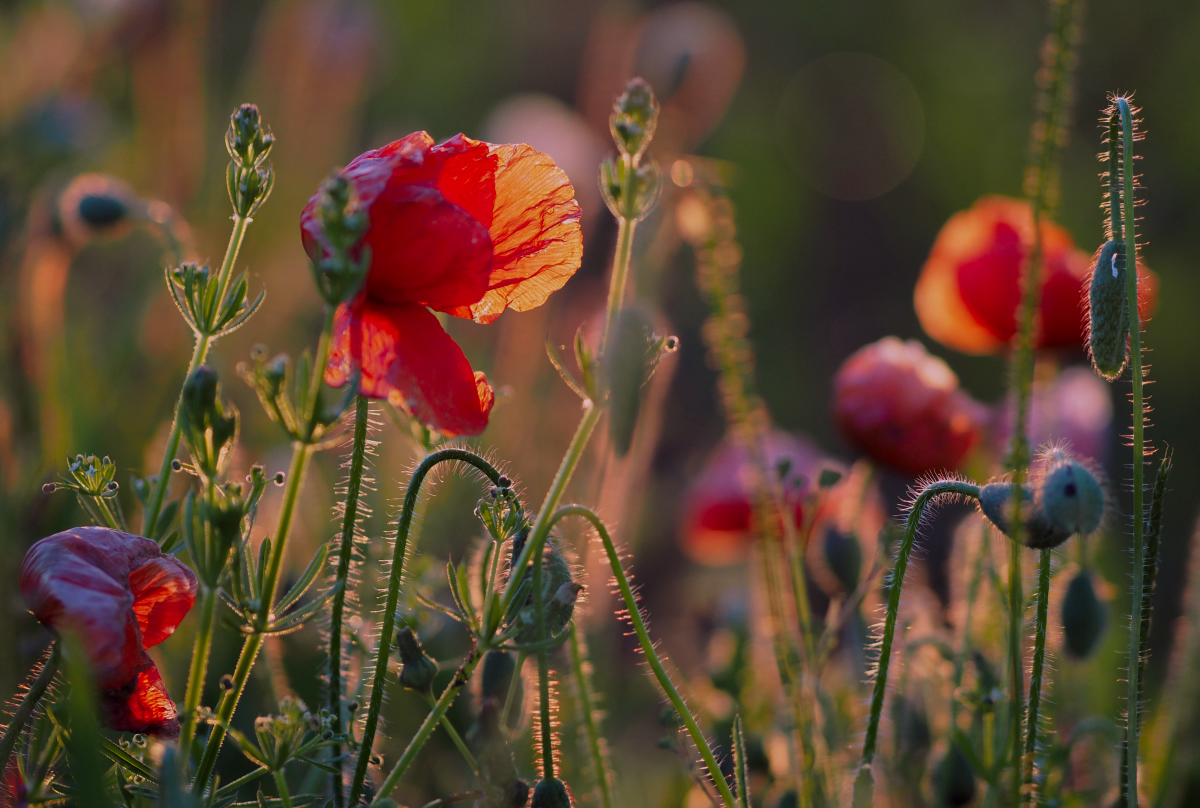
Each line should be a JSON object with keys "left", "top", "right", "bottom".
{"left": 833, "top": 337, "right": 986, "bottom": 476}
{"left": 914, "top": 196, "right": 1157, "bottom": 355}
{"left": 680, "top": 431, "right": 824, "bottom": 566}
{"left": 303, "top": 132, "right": 583, "bottom": 437}
{"left": 19, "top": 527, "right": 197, "bottom": 738}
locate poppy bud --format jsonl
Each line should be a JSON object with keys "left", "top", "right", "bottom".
{"left": 1088, "top": 240, "right": 1130, "bottom": 380}
{"left": 530, "top": 777, "right": 573, "bottom": 808}
{"left": 1061, "top": 571, "right": 1106, "bottom": 659}
{"left": 934, "top": 744, "right": 977, "bottom": 808}
{"left": 509, "top": 540, "right": 578, "bottom": 644}
{"left": 394, "top": 627, "right": 438, "bottom": 693}
{"left": 610, "top": 78, "right": 659, "bottom": 160}
{"left": 481, "top": 650, "right": 517, "bottom": 701}
{"left": 180, "top": 366, "right": 239, "bottom": 479}
{"left": 978, "top": 480, "right": 1071, "bottom": 549}
{"left": 1036, "top": 450, "right": 1105, "bottom": 537}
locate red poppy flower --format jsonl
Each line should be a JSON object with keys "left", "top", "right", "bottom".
{"left": 680, "top": 431, "right": 825, "bottom": 566}
{"left": 832, "top": 337, "right": 986, "bottom": 476}
{"left": 19, "top": 527, "right": 197, "bottom": 738}
{"left": 304, "top": 132, "right": 583, "bottom": 437}
{"left": 914, "top": 196, "right": 1157, "bottom": 355}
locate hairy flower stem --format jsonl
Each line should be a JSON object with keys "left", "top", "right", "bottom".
{"left": 1003, "top": 1, "right": 1081, "bottom": 799}
{"left": 551, "top": 505, "right": 737, "bottom": 808}
{"left": 533, "top": 549, "right": 556, "bottom": 780}
{"left": 372, "top": 644, "right": 483, "bottom": 800}
{"left": 143, "top": 214, "right": 250, "bottom": 535}
{"left": 858, "top": 481, "right": 981, "bottom": 780}
{"left": 569, "top": 624, "right": 615, "bottom": 808}
{"left": 347, "top": 449, "right": 504, "bottom": 807}
{"left": 193, "top": 307, "right": 335, "bottom": 792}
{"left": 1023, "top": 549, "right": 1053, "bottom": 803}
{"left": 327, "top": 394, "right": 371, "bottom": 806}
{"left": 1116, "top": 95, "right": 1147, "bottom": 808}
{"left": 0, "top": 645, "right": 59, "bottom": 773}
{"left": 179, "top": 585, "right": 218, "bottom": 751}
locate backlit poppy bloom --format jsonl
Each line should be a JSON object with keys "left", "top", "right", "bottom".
{"left": 19, "top": 527, "right": 197, "bottom": 737}
{"left": 914, "top": 196, "right": 1157, "bottom": 354}
{"left": 833, "top": 337, "right": 986, "bottom": 476}
{"left": 304, "top": 132, "right": 583, "bottom": 437}
{"left": 680, "top": 431, "right": 825, "bottom": 566}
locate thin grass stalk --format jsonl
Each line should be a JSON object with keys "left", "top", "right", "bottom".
{"left": 551, "top": 505, "right": 737, "bottom": 808}
{"left": 347, "top": 449, "right": 503, "bottom": 807}
{"left": 568, "top": 625, "right": 614, "bottom": 808}
{"left": 327, "top": 394, "right": 371, "bottom": 807}
{"left": 179, "top": 586, "right": 218, "bottom": 751}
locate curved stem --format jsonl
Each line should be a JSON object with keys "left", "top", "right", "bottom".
{"left": 327, "top": 394, "right": 371, "bottom": 807}
{"left": 551, "top": 505, "right": 737, "bottom": 808}
{"left": 859, "top": 481, "right": 981, "bottom": 771}
{"left": 179, "top": 586, "right": 218, "bottom": 752}
{"left": 347, "top": 449, "right": 503, "bottom": 807}
{"left": 1117, "top": 95, "right": 1147, "bottom": 808}
{"left": 1023, "top": 548, "right": 1053, "bottom": 804}
{"left": 143, "top": 214, "right": 250, "bottom": 535}
{"left": 0, "top": 645, "right": 59, "bottom": 773}
{"left": 568, "top": 625, "right": 614, "bottom": 808}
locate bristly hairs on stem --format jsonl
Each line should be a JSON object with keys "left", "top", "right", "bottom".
{"left": 568, "top": 623, "right": 615, "bottom": 808}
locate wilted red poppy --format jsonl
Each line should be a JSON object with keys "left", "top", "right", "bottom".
{"left": 914, "top": 196, "right": 1157, "bottom": 355}
{"left": 832, "top": 337, "right": 986, "bottom": 476}
{"left": 680, "top": 431, "right": 825, "bottom": 566}
{"left": 19, "top": 527, "right": 197, "bottom": 737}
{"left": 304, "top": 132, "right": 583, "bottom": 437}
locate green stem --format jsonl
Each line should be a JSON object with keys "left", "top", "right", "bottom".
{"left": 346, "top": 450, "right": 503, "bottom": 807}
{"left": 0, "top": 645, "right": 59, "bottom": 773}
{"left": 859, "top": 481, "right": 981, "bottom": 770}
{"left": 179, "top": 586, "right": 219, "bottom": 752}
{"left": 500, "top": 652, "right": 526, "bottom": 730}
{"left": 601, "top": 208, "right": 636, "bottom": 355}
{"left": 143, "top": 215, "right": 250, "bottom": 536}
{"left": 272, "top": 767, "right": 294, "bottom": 808}
{"left": 427, "top": 694, "right": 481, "bottom": 778}
{"left": 1117, "top": 95, "right": 1147, "bottom": 808}
{"left": 551, "top": 505, "right": 737, "bottom": 808}
{"left": 374, "top": 644, "right": 484, "bottom": 800}
{"left": 327, "top": 394, "right": 371, "bottom": 807}
{"left": 1023, "top": 549, "right": 1053, "bottom": 804}
{"left": 568, "top": 625, "right": 615, "bottom": 808}
{"left": 533, "top": 545, "right": 555, "bottom": 780}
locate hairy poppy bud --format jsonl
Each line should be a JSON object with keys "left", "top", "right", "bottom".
{"left": 1061, "top": 571, "right": 1106, "bottom": 659}
{"left": 934, "top": 744, "right": 977, "bottom": 808}
{"left": 1036, "top": 450, "right": 1105, "bottom": 537}
{"left": 1088, "top": 240, "right": 1130, "bottom": 380}
{"left": 977, "top": 481, "right": 1070, "bottom": 549}
{"left": 509, "top": 540, "right": 578, "bottom": 644}
{"left": 530, "top": 777, "right": 572, "bottom": 808}
{"left": 610, "top": 78, "right": 659, "bottom": 160}
{"left": 394, "top": 628, "right": 438, "bottom": 693}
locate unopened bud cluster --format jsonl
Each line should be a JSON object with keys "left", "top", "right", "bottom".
{"left": 226, "top": 104, "right": 275, "bottom": 218}
{"left": 180, "top": 366, "right": 239, "bottom": 480}
{"left": 309, "top": 174, "right": 370, "bottom": 306}
{"left": 600, "top": 78, "right": 662, "bottom": 222}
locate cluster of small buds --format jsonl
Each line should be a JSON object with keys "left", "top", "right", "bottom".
{"left": 238, "top": 345, "right": 355, "bottom": 444}
{"left": 394, "top": 627, "right": 439, "bottom": 694}
{"left": 978, "top": 447, "right": 1105, "bottom": 548}
{"left": 600, "top": 78, "right": 662, "bottom": 222}
{"left": 477, "top": 476, "right": 525, "bottom": 542}
{"left": 44, "top": 454, "right": 119, "bottom": 498}
{"left": 226, "top": 104, "right": 275, "bottom": 218}
{"left": 308, "top": 173, "right": 371, "bottom": 306}
{"left": 168, "top": 260, "right": 264, "bottom": 340}
{"left": 179, "top": 366, "right": 238, "bottom": 480}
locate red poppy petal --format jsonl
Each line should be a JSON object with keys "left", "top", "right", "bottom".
{"left": 100, "top": 652, "right": 180, "bottom": 738}
{"left": 432, "top": 134, "right": 498, "bottom": 228}
{"left": 333, "top": 299, "right": 494, "bottom": 436}
{"left": 440, "top": 143, "right": 582, "bottom": 324}
{"left": 128, "top": 556, "right": 198, "bottom": 647}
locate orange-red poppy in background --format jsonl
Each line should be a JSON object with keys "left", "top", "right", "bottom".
{"left": 680, "top": 431, "right": 827, "bottom": 567}
{"left": 914, "top": 196, "right": 1157, "bottom": 355}
{"left": 19, "top": 527, "right": 197, "bottom": 738}
{"left": 304, "top": 132, "right": 583, "bottom": 437}
{"left": 832, "top": 337, "right": 986, "bottom": 476}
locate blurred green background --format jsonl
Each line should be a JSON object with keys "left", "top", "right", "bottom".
{"left": 1, "top": 0, "right": 1198, "bottom": 804}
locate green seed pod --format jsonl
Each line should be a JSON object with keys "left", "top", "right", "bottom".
{"left": 978, "top": 481, "right": 1071, "bottom": 549}
{"left": 1062, "top": 571, "right": 1107, "bottom": 659}
{"left": 394, "top": 628, "right": 438, "bottom": 693}
{"left": 530, "top": 777, "right": 572, "bottom": 808}
{"left": 1089, "top": 239, "right": 1130, "bottom": 381}
{"left": 934, "top": 743, "right": 977, "bottom": 808}
{"left": 1037, "top": 453, "right": 1105, "bottom": 537}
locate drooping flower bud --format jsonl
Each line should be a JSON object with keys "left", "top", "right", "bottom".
{"left": 530, "top": 777, "right": 573, "bottom": 808}
{"left": 180, "top": 366, "right": 239, "bottom": 479}
{"left": 610, "top": 78, "right": 659, "bottom": 160}
{"left": 1061, "top": 570, "right": 1106, "bottom": 659}
{"left": 1088, "top": 239, "right": 1130, "bottom": 380}
{"left": 977, "top": 481, "right": 1070, "bottom": 549}
{"left": 394, "top": 627, "right": 438, "bottom": 693}
{"left": 1036, "top": 450, "right": 1105, "bottom": 538}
